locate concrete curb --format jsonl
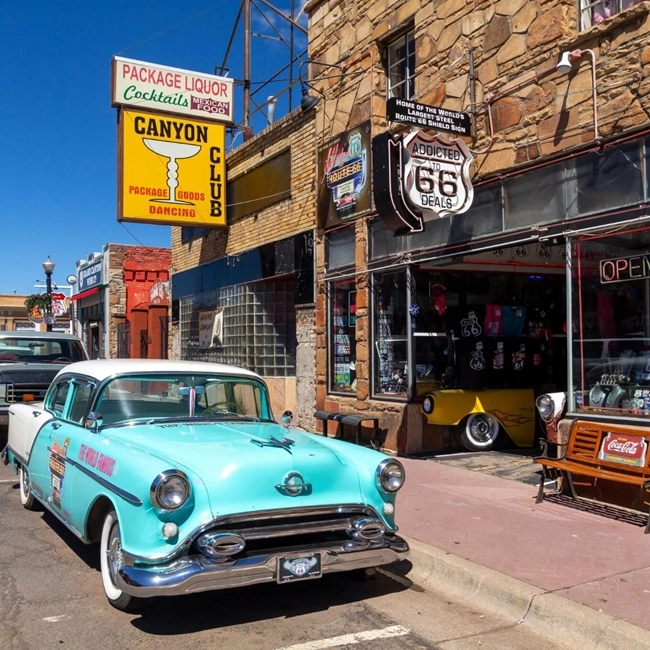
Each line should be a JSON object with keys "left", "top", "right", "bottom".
{"left": 396, "top": 537, "right": 650, "bottom": 650}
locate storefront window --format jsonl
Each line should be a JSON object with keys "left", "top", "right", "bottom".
{"left": 329, "top": 280, "right": 357, "bottom": 393}
{"left": 326, "top": 226, "right": 356, "bottom": 270}
{"left": 373, "top": 270, "right": 408, "bottom": 397}
{"left": 504, "top": 164, "right": 565, "bottom": 230}
{"left": 572, "top": 228, "right": 650, "bottom": 416}
{"left": 570, "top": 141, "right": 642, "bottom": 217}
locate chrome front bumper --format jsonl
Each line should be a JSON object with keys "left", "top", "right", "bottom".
{"left": 116, "top": 536, "right": 409, "bottom": 598}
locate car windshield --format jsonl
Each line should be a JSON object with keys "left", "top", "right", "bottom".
{"left": 94, "top": 373, "right": 271, "bottom": 426}
{"left": 0, "top": 338, "right": 86, "bottom": 363}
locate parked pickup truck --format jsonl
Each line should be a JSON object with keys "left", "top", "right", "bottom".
{"left": 0, "top": 331, "right": 87, "bottom": 442}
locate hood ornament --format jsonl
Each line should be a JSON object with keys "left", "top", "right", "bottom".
{"left": 250, "top": 435, "right": 295, "bottom": 453}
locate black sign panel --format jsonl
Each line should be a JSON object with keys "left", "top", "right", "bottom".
{"left": 386, "top": 98, "right": 472, "bottom": 136}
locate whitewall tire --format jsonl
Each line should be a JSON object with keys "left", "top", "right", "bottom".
{"left": 18, "top": 466, "right": 38, "bottom": 511}
{"left": 100, "top": 510, "right": 138, "bottom": 611}
{"left": 459, "top": 413, "right": 501, "bottom": 451}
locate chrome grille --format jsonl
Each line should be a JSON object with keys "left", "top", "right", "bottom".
{"left": 7, "top": 383, "right": 49, "bottom": 404}
{"left": 191, "top": 506, "right": 387, "bottom": 557}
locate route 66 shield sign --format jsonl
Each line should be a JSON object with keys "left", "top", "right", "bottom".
{"left": 402, "top": 131, "right": 474, "bottom": 220}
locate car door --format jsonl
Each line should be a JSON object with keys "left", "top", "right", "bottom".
{"left": 28, "top": 377, "right": 74, "bottom": 510}
{"left": 55, "top": 378, "right": 97, "bottom": 530}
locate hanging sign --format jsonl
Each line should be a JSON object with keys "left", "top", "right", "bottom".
{"left": 119, "top": 109, "right": 226, "bottom": 227}
{"left": 112, "top": 57, "right": 234, "bottom": 123}
{"left": 386, "top": 98, "right": 472, "bottom": 136}
{"left": 600, "top": 254, "right": 650, "bottom": 284}
{"left": 402, "top": 131, "right": 474, "bottom": 220}
{"left": 51, "top": 292, "right": 67, "bottom": 317}
{"left": 317, "top": 121, "right": 371, "bottom": 228}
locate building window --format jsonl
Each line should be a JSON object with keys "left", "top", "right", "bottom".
{"left": 572, "top": 227, "right": 650, "bottom": 415}
{"left": 329, "top": 280, "right": 357, "bottom": 393}
{"left": 326, "top": 226, "right": 356, "bottom": 271}
{"left": 180, "top": 279, "right": 296, "bottom": 377}
{"left": 580, "top": 0, "right": 641, "bottom": 29}
{"left": 387, "top": 29, "right": 415, "bottom": 100}
{"left": 372, "top": 270, "right": 408, "bottom": 397}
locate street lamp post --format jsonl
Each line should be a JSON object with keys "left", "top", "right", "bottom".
{"left": 42, "top": 256, "right": 55, "bottom": 332}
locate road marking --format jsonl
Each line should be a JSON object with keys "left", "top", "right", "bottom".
{"left": 275, "top": 625, "right": 410, "bottom": 649}
{"left": 43, "top": 615, "right": 68, "bottom": 622}
{"left": 0, "top": 479, "right": 16, "bottom": 483}
{"left": 470, "top": 465, "right": 497, "bottom": 471}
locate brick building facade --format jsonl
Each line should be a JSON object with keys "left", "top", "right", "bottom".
{"left": 73, "top": 244, "right": 171, "bottom": 359}
{"left": 305, "top": 0, "right": 650, "bottom": 453}
{"left": 170, "top": 108, "right": 317, "bottom": 427}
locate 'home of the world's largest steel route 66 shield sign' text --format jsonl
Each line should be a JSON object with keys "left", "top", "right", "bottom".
{"left": 402, "top": 131, "right": 474, "bottom": 220}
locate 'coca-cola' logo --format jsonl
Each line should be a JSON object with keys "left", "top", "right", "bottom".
{"left": 598, "top": 432, "right": 647, "bottom": 466}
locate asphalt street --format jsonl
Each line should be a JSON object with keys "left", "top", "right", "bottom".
{"left": 0, "top": 459, "right": 569, "bottom": 650}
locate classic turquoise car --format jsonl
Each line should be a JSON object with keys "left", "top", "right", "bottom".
{"left": 1, "top": 359, "right": 408, "bottom": 611}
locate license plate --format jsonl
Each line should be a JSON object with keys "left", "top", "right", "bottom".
{"left": 277, "top": 554, "right": 322, "bottom": 583}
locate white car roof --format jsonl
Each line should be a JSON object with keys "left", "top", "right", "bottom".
{"left": 57, "top": 359, "right": 263, "bottom": 383}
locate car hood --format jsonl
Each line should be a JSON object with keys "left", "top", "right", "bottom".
{"left": 105, "top": 420, "right": 367, "bottom": 516}
{"left": 0, "top": 364, "right": 63, "bottom": 383}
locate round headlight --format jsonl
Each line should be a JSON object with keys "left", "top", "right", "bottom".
{"left": 151, "top": 470, "right": 190, "bottom": 510}
{"left": 377, "top": 459, "right": 405, "bottom": 493}
{"left": 536, "top": 394, "right": 555, "bottom": 422}
{"left": 422, "top": 396, "right": 434, "bottom": 414}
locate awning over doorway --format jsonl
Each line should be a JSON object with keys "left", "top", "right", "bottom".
{"left": 70, "top": 286, "right": 100, "bottom": 301}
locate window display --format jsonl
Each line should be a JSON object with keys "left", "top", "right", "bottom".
{"left": 373, "top": 271, "right": 408, "bottom": 396}
{"left": 573, "top": 228, "right": 650, "bottom": 416}
{"left": 330, "top": 280, "right": 357, "bottom": 393}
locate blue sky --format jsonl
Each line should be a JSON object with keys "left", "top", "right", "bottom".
{"left": 1, "top": 1, "right": 306, "bottom": 296}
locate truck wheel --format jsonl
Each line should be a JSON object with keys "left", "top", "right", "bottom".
{"left": 18, "top": 466, "right": 38, "bottom": 511}
{"left": 100, "top": 510, "right": 139, "bottom": 612}
{"left": 459, "top": 414, "right": 500, "bottom": 451}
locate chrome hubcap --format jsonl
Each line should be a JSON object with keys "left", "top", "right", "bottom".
{"left": 106, "top": 525, "right": 124, "bottom": 585}
{"left": 21, "top": 468, "right": 29, "bottom": 495}
{"left": 469, "top": 416, "right": 496, "bottom": 443}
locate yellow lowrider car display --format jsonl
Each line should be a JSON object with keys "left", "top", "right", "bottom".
{"left": 420, "top": 388, "right": 536, "bottom": 451}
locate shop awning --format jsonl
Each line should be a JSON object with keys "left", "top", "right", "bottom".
{"left": 70, "top": 286, "right": 100, "bottom": 301}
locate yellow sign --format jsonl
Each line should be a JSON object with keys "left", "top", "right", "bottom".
{"left": 119, "top": 109, "right": 226, "bottom": 227}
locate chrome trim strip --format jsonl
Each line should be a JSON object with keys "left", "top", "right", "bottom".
{"left": 233, "top": 517, "right": 362, "bottom": 541}
{"left": 123, "top": 504, "right": 390, "bottom": 565}
{"left": 116, "top": 536, "right": 409, "bottom": 598}
{"left": 51, "top": 451, "right": 143, "bottom": 507}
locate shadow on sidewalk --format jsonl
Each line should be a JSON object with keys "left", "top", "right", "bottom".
{"left": 544, "top": 492, "right": 648, "bottom": 531}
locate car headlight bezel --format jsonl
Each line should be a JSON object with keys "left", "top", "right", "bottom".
{"left": 422, "top": 395, "right": 434, "bottom": 414}
{"left": 376, "top": 459, "right": 405, "bottom": 493}
{"left": 536, "top": 394, "right": 555, "bottom": 422}
{"left": 150, "top": 470, "right": 190, "bottom": 510}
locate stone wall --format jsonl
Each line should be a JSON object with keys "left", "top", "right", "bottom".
{"left": 296, "top": 305, "right": 317, "bottom": 429}
{"left": 306, "top": 0, "right": 650, "bottom": 452}
{"left": 306, "top": 0, "right": 650, "bottom": 175}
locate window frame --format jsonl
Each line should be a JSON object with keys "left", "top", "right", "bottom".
{"left": 386, "top": 28, "right": 416, "bottom": 101}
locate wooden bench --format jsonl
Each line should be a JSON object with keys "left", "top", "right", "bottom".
{"left": 535, "top": 421, "right": 650, "bottom": 533}
{"left": 313, "top": 410, "right": 382, "bottom": 448}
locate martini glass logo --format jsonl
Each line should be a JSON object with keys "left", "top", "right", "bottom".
{"left": 143, "top": 139, "right": 201, "bottom": 205}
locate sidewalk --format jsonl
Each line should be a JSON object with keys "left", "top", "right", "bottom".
{"left": 396, "top": 456, "right": 650, "bottom": 648}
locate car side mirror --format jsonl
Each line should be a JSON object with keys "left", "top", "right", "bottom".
{"left": 86, "top": 412, "right": 103, "bottom": 432}
{"left": 281, "top": 410, "right": 293, "bottom": 427}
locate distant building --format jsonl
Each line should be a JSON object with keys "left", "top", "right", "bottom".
{"left": 72, "top": 244, "right": 171, "bottom": 359}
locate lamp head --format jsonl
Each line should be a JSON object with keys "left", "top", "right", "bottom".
{"left": 42, "top": 256, "right": 55, "bottom": 275}
{"left": 556, "top": 51, "right": 574, "bottom": 74}
{"left": 300, "top": 85, "right": 320, "bottom": 112}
